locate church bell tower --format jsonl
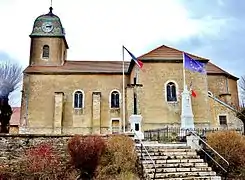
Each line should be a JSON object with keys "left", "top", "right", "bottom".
{"left": 29, "top": 7, "right": 68, "bottom": 66}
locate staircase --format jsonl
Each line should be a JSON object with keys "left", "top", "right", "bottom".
{"left": 136, "top": 143, "right": 222, "bottom": 180}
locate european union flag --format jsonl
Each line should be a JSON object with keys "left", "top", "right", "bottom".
{"left": 183, "top": 53, "right": 206, "bottom": 74}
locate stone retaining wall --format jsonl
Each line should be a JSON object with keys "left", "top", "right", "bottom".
{"left": 0, "top": 134, "right": 75, "bottom": 166}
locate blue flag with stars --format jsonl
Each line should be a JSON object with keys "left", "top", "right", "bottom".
{"left": 183, "top": 53, "right": 206, "bottom": 74}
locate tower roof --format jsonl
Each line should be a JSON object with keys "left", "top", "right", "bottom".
{"left": 30, "top": 7, "right": 65, "bottom": 37}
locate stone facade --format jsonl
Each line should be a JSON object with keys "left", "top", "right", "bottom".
{"left": 29, "top": 37, "right": 67, "bottom": 66}
{"left": 18, "top": 7, "right": 243, "bottom": 135}
{"left": 20, "top": 74, "right": 124, "bottom": 134}
{"left": 20, "top": 62, "right": 242, "bottom": 134}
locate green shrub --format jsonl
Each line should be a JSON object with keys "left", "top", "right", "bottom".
{"left": 96, "top": 134, "right": 138, "bottom": 180}
{"left": 207, "top": 131, "right": 245, "bottom": 177}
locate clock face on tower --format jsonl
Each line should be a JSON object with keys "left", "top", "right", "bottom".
{"left": 41, "top": 22, "right": 54, "bottom": 33}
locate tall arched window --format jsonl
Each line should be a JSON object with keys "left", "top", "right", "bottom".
{"left": 42, "top": 45, "right": 49, "bottom": 58}
{"left": 110, "top": 90, "right": 120, "bottom": 108}
{"left": 166, "top": 82, "right": 177, "bottom": 102}
{"left": 73, "top": 90, "right": 84, "bottom": 108}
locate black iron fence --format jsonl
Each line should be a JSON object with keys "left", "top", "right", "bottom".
{"left": 144, "top": 127, "right": 243, "bottom": 143}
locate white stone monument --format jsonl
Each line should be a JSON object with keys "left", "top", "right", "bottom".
{"left": 180, "top": 85, "right": 195, "bottom": 136}
{"left": 129, "top": 114, "right": 144, "bottom": 140}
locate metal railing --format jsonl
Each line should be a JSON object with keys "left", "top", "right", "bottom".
{"left": 189, "top": 130, "right": 229, "bottom": 179}
{"left": 131, "top": 129, "right": 156, "bottom": 180}
{"left": 144, "top": 127, "right": 243, "bottom": 143}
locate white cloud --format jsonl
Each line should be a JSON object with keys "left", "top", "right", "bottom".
{"left": 0, "top": 0, "right": 221, "bottom": 65}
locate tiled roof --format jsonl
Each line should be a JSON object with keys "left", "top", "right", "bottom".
{"left": 206, "top": 62, "right": 238, "bottom": 80}
{"left": 23, "top": 45, "right": 237, "bottom": 80}
{"left": 10, "top": 107, "right": 20, "bottom": 126}
{"left": 138, "top": 45, "right": 209, "bottom": 61}
{"left": 24, "top": 61, "right": 131, "bottom": 74}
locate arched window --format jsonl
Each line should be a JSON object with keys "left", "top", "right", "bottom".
{"left": 73, "top": 90, "right": 84, "bottom": 108}
{"left": 42, "top": 45, "right": 49, "bottom": 58}
{"left": 166, "top": 82, "right": 177, "bottom": 102}
{"left": 110, "top": 90, "right": 120, "bottom": 108}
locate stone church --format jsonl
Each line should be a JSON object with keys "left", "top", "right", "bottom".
{"left": 19, "top": 7, "right": 243, "bottom": 134}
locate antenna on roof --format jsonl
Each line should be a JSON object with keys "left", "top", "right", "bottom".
{"left": 51, "top": 0, "right": 53, "bottom": 7}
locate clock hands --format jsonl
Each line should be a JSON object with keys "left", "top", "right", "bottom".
{"left": 42, "top": 22, "right": 54, "bottom": 33}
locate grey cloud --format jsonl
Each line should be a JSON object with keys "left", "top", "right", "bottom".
{"left": 172, "top": 0, "right": 245, "bottom": 78}
{"left": 181, "top": 0, "right": 245, "bottom": 19}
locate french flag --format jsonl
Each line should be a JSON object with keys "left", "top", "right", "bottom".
{"left": 123, "top": 46, "right": 143, "bottom": 69}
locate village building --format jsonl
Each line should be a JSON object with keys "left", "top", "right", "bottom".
{"left": 19, "top": 7, "right": 243, "bottom": 134}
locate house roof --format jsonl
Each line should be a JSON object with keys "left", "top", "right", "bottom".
{"left": 138, "top": 45, "right": 209, "bottom": 61}
{"left": 24, "top": 61, "right": 131, "bottom": 74}
{"left": 24, "top": 45, "right": 237, "bottom": 80}
{"left": 206, "top": 62, "right": 239, "bottom": 80}
{"left": 10, "top": 107, "right": 20, "bottom": 126}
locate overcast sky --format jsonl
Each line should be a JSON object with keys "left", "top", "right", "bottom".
{"left": 0, "top": 0, "right": 244, "bottom": 106}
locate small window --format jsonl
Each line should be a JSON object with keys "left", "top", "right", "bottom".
{"left": 219, "top": 115, "right": 227, "bottom": 125}
{"left": 166, "top": 82, "right": 177, "bottom": 102}
{"left": 110, "top": 91, "right": 120, "bottom": 108}
{"left": 42, "top": 45, "right": 49, "bottom": 58}
{"left": 73, "top": 91, "right": 84, "bottom": 109}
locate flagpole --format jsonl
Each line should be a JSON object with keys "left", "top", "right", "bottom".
{"left": 122, "top": 46, "right": 126, "bottom": 133}
{"left": 182, "top": 52, "right": 186, "bottom": 89}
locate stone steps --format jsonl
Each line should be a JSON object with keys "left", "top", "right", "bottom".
{"left": 136, "top": 143, "right": 222, "bottom": 180}
{"left": 146, "top": 167, "right": 212, "bottom": 173}
{"left": 144, "top": 162, "right": 209, "bottom": 168}
{"left": 148, "top": 171, "right": 218, "bottom": 179}
{"left": 142, "top": 158, "right": 204, "bottom": 164}
{"left": 161, "top": 176, "right": 221, "bottom": 180}
{"left": 140, "top": 155, "right": 201, "bottom": 160}
{"left": 138, "top": 151, "right": 198, "bottom": 156}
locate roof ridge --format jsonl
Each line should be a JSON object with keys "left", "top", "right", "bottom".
{"left": 138, "top": 44, "right": 208, "bottom": 60}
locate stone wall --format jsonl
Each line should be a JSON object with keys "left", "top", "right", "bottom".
{"left": 20, "top": 62, "right": 241, "bottom": 134}
{"left": 20, "top": 74, "right": 124, "bottom": 134}
{"left": 137, "top": 62, "right": 211, "bottom": 130}
{"left": 208, "top": 97, "right": 243, "bottom": 129}
{"left": 0, "top": 134, "right": 73, "bottom": 166}
{"left": 29, "top": 37, "right": 67, "bottom": 66}
{"left": 207, "top": 75, "right": 239, "bottom": 107}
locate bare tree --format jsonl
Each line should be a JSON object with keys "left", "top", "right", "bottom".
{"left": 0, "top": 60, "right": 22, "bottom": 133}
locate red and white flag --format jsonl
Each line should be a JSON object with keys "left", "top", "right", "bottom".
{"left": 190, "top": 81, "right": 197, "bottom": 97}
